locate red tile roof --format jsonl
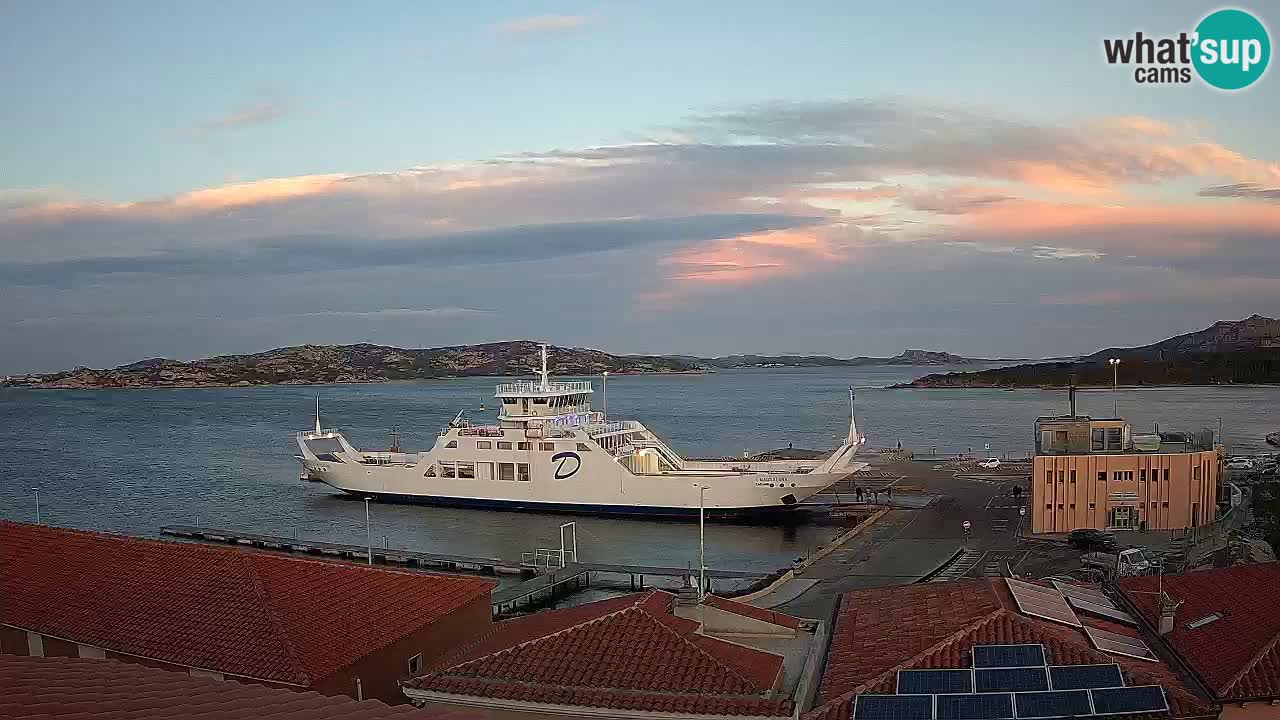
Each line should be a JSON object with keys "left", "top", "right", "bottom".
{"left": 0, "top": 654, "right": 474, "bottom": 720}
{"left": 407, "top": 591, "right": 791, "bottom": 717}
{"left": 1121, "top": 562, "right": 1280, "bottom": 702}
{"left": 0, "top": 521, "right": 494, "bottom": 685}
{"left": 805, "top": 579, "right": 1214, "bottom": 720}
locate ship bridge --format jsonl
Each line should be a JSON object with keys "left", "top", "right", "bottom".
{"left": 495, "top": 345, "right": 597, "bottom": 426}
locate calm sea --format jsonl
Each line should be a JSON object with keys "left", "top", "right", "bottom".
{"left": 2, "top": 366, "right": 1275, "bottom": 574}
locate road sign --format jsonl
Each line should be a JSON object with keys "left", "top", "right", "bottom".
{"left": 963, "top": 520, "right": 972, "bottom": 531}
{"left": 985, "top": 443, "right": 991, "bottom": 451}
{"left": 1019, "top": 507, "right": 1026, "bottom": 516}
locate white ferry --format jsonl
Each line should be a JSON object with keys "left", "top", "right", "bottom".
{"left": 296, "top": 346, "right": 865, "bottom": 517}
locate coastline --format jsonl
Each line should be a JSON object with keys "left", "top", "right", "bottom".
{"left": 888, "top": 382, "right": 1280, "bottom": 390}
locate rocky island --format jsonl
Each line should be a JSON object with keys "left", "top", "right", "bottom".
{"left": 894, "top": 315, "right": 1280, "bottom": 388}
{"left": 1, "top": 341, "right": 702, "bottom": 389}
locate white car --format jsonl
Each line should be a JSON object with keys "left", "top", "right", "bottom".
{"left": 1225, "top": 458, "right": 1255, "bottom": 470}
{"left": 978, "top": 458, "right": 1001, "bottom": 469}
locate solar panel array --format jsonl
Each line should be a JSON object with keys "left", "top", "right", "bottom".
{"left": 851, "top": 643, "right": 1168, "bottom": 719}
{"left": 1083, "top": 625, "right": 1158, "bottom": 661}
{"left": 1052, "top": 582, "right": 1138, "bottom": 626}
{"left": 1006, "top": 578, "right": 1082, "bottom": 627}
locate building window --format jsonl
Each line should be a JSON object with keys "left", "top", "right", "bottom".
{"left": 1057, "top": 471, "right": 1065, "bottom": 483}
{"left": 497, "top": 441, "right": 513, "bottom": 450}
{"left": 1097, "top": 471, "right": 1106, "bottom": 483}
{"left": 540, "top": 442, "right": 555, "bottom": 451}
{"left": 1124, "top": 471, "right": 1134, "bottom": 481}
{"left": 477, "top": 441, "right": 492, "bottom": 449}
{"left": 1046, "top": 504, "right": 1052, "bottom": 510}
{"left": 1151, "top": 501, "right": 1157, "bottom": 507}
{"left": 1106, "top": 427, "right": 1122, "bottom": 450}
{"left": 1163, "top": 501, "right": 1170, "bottom": 508}
{"left": 499, "top": 463, "right": 516, "bottom": 481}
{"left": 1070, "top": 470, "right": 1076, "bottom": 483}
{"left": 457, "top": 462, "right": 475, "bottom": 479}
{"left": 1113, "top": 471, "right": 1122, "bottom": 482}
{"left": 1139, "top": 469, "right": 1146, "bottom": 482}
{"left": 518, "top": 442, "right": 530, "bottom": 451}
{"left": 576, "top": 442, "right": 592, "bottom": 452}
{"left": 1069, "top": 503, "right": 1075, "bottom": 510}
{"left": 1164, "top": 469, "right": 1170, "bottom": 482}
{"left": 446, "top": 440, "right": 458, "bottom": 449}
{"left": 1089, "top": 502, "right": 1096, "bottom": 510}
{"left": 517, "top": 463, "right": 530, "bottom": 482}
{"left": 1091, "top": 429, "right": 1105, "bottom": 451}
{"left": 1193, "top": 466, "right": 1201, "bottom": 480}
{"left": 1058, "top": 504, "right": 1064, "bottom": 510}
{"left": 408, "top": 654, "right": 422, "bottom": 676}
{"left": 1045, "top": 470, "right": 1052, "bottom": 484}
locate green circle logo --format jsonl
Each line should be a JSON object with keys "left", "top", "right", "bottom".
{"left": 1193, "top": 9, "right": 1270, "bottom": 90}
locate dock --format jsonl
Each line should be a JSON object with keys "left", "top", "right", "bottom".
{"left": 159, "top": 525, "right": 769, "bottom": 616}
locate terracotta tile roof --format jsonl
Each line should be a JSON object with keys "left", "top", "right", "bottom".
{"left": 406, "top": 591, "right": 791, "bottom": 717}
{"left": 704, "top": 594, "right": 806, "bottom": 629}
{"left": 805, "top": 579, "right": 1215, "bottom": 720}
{"left": 1121, "top": 562, "right": 1280, "bottom": 702}
{"left": 0, "top": 522, "right": 494, "bottom": 685}
{"left": 0, "top": 654, "right": 473, "bottom": 720}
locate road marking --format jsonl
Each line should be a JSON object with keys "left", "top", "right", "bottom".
{"left": 930, "top": 549, "right": 985, "bottom": 582}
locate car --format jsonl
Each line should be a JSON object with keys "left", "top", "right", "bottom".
{"left": 1225, "top": 458, "right": 1255, "bottom": 470}
{"left": 1068, "top": 529, "right": 1118, "bottom": 552}
{"left": 977, "top": 458, "right": 1001, "bottom": 469}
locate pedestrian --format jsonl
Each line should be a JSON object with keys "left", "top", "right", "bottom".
{"left": 886, "top": 486, "right": 892, "bottom": 500}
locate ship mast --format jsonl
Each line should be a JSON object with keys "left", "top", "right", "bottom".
{"left": 538, "top": 343, "right": 551, "bottom": 392}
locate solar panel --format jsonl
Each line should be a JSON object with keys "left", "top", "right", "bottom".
{"left": 1048, "top": 664, "right": 1125, "bottom": 690}
{"left": 1090, "top": 685, "right": 1168, "bottom": 716}
{"left": 973, "top": 644, "right": 1046, "bottom": 669}
{"left": 1006, "top": 579, "right": 1082, "bottom": 628}
{"left": 897, "top": 669, "right": 974, "bottom": 694}
{"left": 1052, "top": 581, "right": 1115, "bottom": 608}
{"left": 935, "top": 692, "right": 1014, "bottom": 719}
{"left": 975, "top": 666, "right": 1050, "bottom": 693}
{"left": 1066, "top": 596, "right": 1137, "bottom": 625}
{"left": 1083, "top": 625, "right": 1158, "bottom": 661}
{"left": 851, "top": 694, "right": 932, "bottom": 720}
{"left": 1014, "top": 689, "right": 1094, "bottom": 719}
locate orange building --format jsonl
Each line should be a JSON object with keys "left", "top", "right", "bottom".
{"left": 1031, "top": 415, "right": 1220, "bottom": 534}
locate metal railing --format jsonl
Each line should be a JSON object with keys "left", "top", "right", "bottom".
{"left": 495, "top": 380, "right": 593, "bottom": 395}
{"left": 586, "top": 420, "right": 642, "bottom": 436}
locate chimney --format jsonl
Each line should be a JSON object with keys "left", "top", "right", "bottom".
{"left": 1159, "top": 592, "right": 1178, "bottom": 635}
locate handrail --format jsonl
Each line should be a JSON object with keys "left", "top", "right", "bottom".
{"left": 495, "top": 380, "right": 593, "bottom": 395}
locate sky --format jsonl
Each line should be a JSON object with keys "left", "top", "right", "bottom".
{"left": 2, "top": 1, "right": 1279, "bottom": 373}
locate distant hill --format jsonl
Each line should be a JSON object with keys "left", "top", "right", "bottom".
{"left": 1, "top": 341, "right": 700, "bottom": 389}
{"left": 697, "top": 349, "right": 979, "bottom": 368}
{"left": 895, "top": 315, "right": 1280, "bottom": 388}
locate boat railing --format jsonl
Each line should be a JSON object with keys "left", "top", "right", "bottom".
{"left": 459, "top": 426, "right": 505, "bottom": 437}
{"left": 495, "top": 380, "right": 593, "bottom": 395}
{"left": 298, "top": 428, "right": 341, "bottom": 439}
{"left": 587, "top": 420, "right": 643, "bottom": 437}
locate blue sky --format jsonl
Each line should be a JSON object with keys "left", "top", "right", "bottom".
{"left": 1, "top": 2, "right": 1279, "bottom": 371}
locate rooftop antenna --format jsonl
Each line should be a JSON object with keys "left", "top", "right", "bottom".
{"left": 314, "top": 395, "right": 322, "bottom": 434}
{"left": 539, "top": 343, "right": 551, "bottom": 392}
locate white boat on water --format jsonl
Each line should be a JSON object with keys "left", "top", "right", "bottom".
{"left": 296, "top": 346, "right": 866, "bottom": 517}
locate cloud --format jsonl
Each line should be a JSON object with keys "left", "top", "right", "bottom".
{"left": 494, "top": 14, "right": 588, "bottom": 36}
{"left": 1198, "top": 182, "right": 1280, "bottom": 201}
{"left": 189, "top": 97, "right": 293, "bottom": 137}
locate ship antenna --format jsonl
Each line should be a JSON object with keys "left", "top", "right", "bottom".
{"left": 539, "top": 343, "right": 551, "bottom": 392}
{"left": 315, "top": 395, "right": 322, "bottom": 434}
{"left": 847, "top": 386, "right": 858, "bottom": 446}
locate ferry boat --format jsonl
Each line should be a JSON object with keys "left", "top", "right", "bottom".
{"left": 296, "top": 346, "right": 866, "bottom": 517}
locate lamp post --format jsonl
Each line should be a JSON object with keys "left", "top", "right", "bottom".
{"left": 602, "top": 371, "right": 609, "bottom": 421}
{"left": 363, "top": 497, "right": 373, "bottom": 565}
{"left": 1108, "top": 358, "right": 1121, "bottom": 416}
{"left": 694, "top": 483, "right": 710, "bottom": 601}
{"left": 32, "top": 488, "right": 40, "bottom": 525}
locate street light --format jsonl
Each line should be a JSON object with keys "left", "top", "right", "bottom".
{"left": 602, "top": 371, "right": 609, "bottom": 421}
{"left": 32, "top": 488, "right": 40, "bottom": 525}
{"left": 1108, "top": 358, "right": 1121, "bottom": 416}
{"left": 693, "top": 483, "right": 710, "bottom": 601}
{"left": 363, "top": 497, "right": 373, "bottom": 565}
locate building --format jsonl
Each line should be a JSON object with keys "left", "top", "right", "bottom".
{"left": 0, "top": 654, "right": 476, "bottom": 720}
{"left": 0, "top": 521, "right": 495, "bottom": 704}
{"left": 403, "top": 590, "right": 823, "bottom": 718}
{"left": 1031, "top": 410, "right": 1220, "bottom": 533}
{"left": 805, "top": 578, "right": 1217, "bottom": 720}
{"left": 1121, "top": 563, "right": 1280, "bottom": 719}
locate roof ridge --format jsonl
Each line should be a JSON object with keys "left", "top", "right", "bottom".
{"left": 445, "top": 591, "right": 663, "bottom": 673}
{"left": 632, "top": 599, "right": 769, "bottom": 693}
{"left": 237, "top": 552, "right": 312, "bottom": 685}
{"left": 1220, "top": 618, "right": 1280, "bottom": 696}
